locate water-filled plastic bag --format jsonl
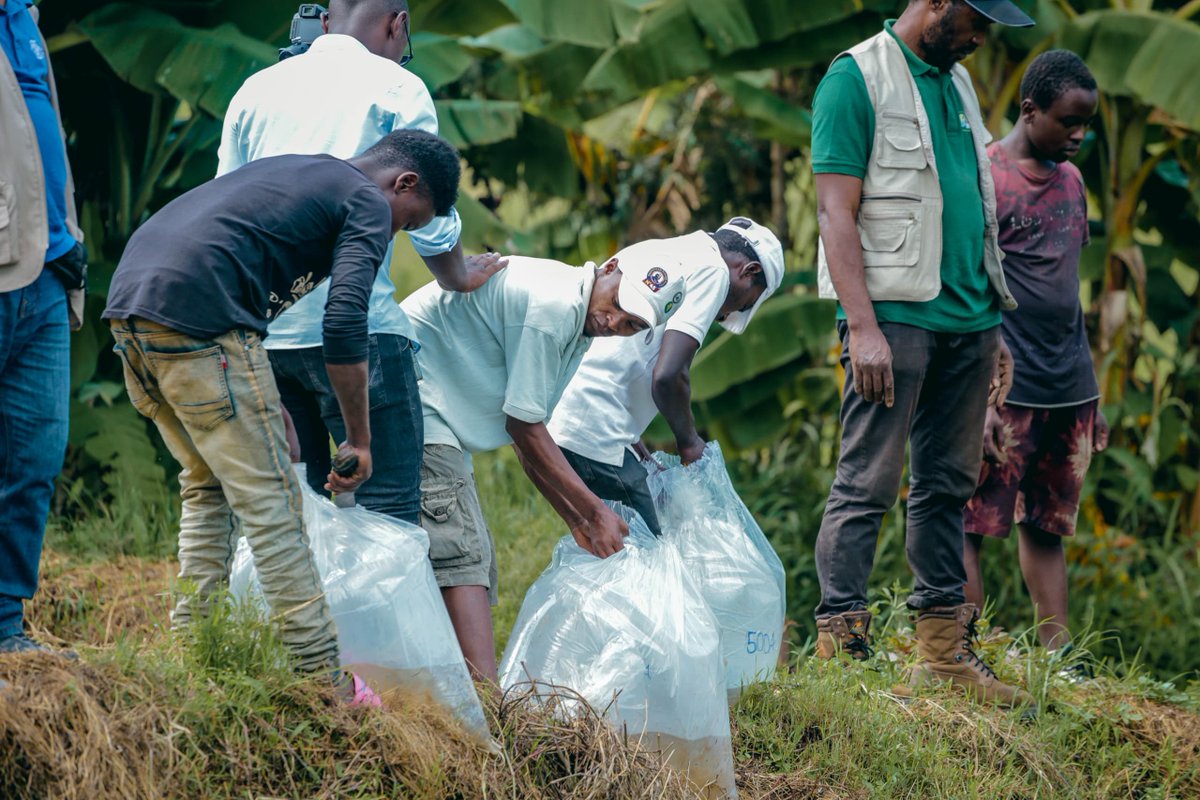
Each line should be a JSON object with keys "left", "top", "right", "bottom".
{"left": 648, "top": 442, "right": 787, "bottom": 699}
{"left": 229, "top": 465, "right": 488, "bottom": 740}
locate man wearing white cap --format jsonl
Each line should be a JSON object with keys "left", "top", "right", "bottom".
{"left": 401, "top": 254, "right": 687, "bottom": 681}
{"left": 548, "top": 217, "right": 785, "bottom": 536}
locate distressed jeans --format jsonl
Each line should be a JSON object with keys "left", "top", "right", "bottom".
{"left": 110, "top": 318, "right": 339, "bottom": 673}
{"left": 0, "top": 270, "right": 70, "bottom": 637}
{"left": 269, "top": 334, "right": 423, "bottom": 524}
{"left": 814, "top": 321, "right": 1000, "bottom": 617}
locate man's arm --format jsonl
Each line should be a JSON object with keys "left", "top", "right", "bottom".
{"left": 422, "top": 241, "right": 508, "bottom": 293}
{"left": 507, "top": 418, "right": 628, "bottom": 557}
{"left": 319, "top": 188, "right": 391, "bottom": 492}
{"left": 651, "top": 331, "right": 706, "bottom": 464}
{"left": 817, "top": 173, "right": 895, "bottom": 408}
{"left": 215, "top": 90, "right": 248, "bottom": 177}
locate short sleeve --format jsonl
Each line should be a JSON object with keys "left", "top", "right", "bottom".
{"left": 664, "top": 264, "right": 730, "bottom": 345}
{"left": 501, "top": 327, "right": 567, "bottom": 423}
{"left": 811, "top": 57, "right": 875, "bottom": 179}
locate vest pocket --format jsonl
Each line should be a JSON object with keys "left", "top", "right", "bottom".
{"left": 858, "top": 202, "right": 921, "bottom": 268}
{"left": 876, "top": 114, "right": 927, "bottom": 170}
{"left": 0, "top": 182, "right": 18, "bottom": 266}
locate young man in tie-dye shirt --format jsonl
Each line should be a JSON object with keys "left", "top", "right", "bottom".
{"left": 964, "top": 51, "right": 1108, "bottom": 653}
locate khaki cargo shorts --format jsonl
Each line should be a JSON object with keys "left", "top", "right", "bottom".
{"left": 419, "top": 444, "right": 498, "bottom": 605}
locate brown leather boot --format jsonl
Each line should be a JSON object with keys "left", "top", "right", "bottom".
{"left": 815, "top": 611, "right": 872, "bottom": 661}
{"left": 911, "top": 604, "right": 1033, "bottom": 708}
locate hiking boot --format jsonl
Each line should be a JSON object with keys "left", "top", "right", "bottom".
{"left": 911, "top": 604, "right": 1032, "bottom": 708}
{"left": 815, "top": 611, "right": 872, "bottom": 661}
{"left": 0, "top": 633, "right": 78, "bottom": 660}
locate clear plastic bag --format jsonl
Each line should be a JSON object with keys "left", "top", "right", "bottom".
{"left": 499, "top": 505, "right": 735, "bottom": 798}
{"left": 229, "top": 465, "right": 488, "bottom": 740}
{"left": 648, "top": 441, "right": 787, "bottom": 700}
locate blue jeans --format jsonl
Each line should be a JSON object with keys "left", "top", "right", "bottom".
{"left": 0, "top": 270, "right": 70, "bottom": 637}
{"left": 269, "top": 334, "right": 423, "bottom": 524}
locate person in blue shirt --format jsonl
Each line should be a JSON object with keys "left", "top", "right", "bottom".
{"left": 0, "top": 0, "right": 87, "bottom": 657}
{"left": 217, "top": 0, "right": 504, "bottom": 526}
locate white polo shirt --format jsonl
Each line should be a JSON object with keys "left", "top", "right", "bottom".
{"left": 216, "top": 34, "right": 462, "bottom": 349}
{"left": 402, "top": 257, "right": 596, "bottom": 454}
{"left": 547, "top": 232, "right": 729, "bottom": 467}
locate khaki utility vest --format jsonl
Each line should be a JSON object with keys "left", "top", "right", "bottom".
{"left": 0, "top": 5, "right": 85, "bottom": 328}
{"left": 817, "top": 31, "right": 1015, "bottom": 311}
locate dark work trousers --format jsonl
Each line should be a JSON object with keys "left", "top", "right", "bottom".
{"left": 560, "top": 446, "right": 663, "bottom": 537}
{"left": 814, "top": 321, "right": 1000, "bottom": 617}
{"left": 269, "top": 333, "right": 423, "bottom": 525}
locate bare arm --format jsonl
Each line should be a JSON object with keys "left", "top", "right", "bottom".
{"left": 422, "top": 241, "right": 508, "bottom": 292}
{"left": 651, "top": 330, "right": 706, "bottom": 464}
{"left": 323, "top": 361, "right": 372, "bottom": 492}
{"left": 816, "top": 172, "right": 894, "bottom": 408}
{"left": 506, "top": 417, "right": 628, "bottom": 557}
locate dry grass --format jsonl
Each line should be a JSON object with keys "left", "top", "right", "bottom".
{"left": 25, "top": 551, "right": 172, "bottom": 645}
{"left": 0, "top": 645, "right": 701, "bottom": 800}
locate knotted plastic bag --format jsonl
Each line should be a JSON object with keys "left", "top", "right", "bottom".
{"left": 229, "top": 465, "right": 488, "bottom": 740}
{"left": 499, "top": 505, "right": 735, "bottom": 798}
{"left": 648, "top": 441, "right": 787, "bottom": 700}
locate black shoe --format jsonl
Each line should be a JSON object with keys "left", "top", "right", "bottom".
{"left": 0, "top": 633, "right": 78, "bottom": 660}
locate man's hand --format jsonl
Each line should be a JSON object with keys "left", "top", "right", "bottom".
{"left": 981, "top": 406, "right": 1006, "bottom": 465}
{"left": 1093, "top": 409, "right": 1110, "bottom": 454}
{"left": 424, "top": 242, "right": 507, "bottom": 293}
{"left": 990, "top": 338, "right": 1014, "bottom": 408}
{"left": 456, "top": 252, "right": 508, "bottom": 292}
{"left": 848, "top": 323, "right": 894, "bottom": 407}
{"left": 571, "top": 505, "right": 628, "bottom": 558}
{"left": 679, "top": 435, "right": 707, "bottom": 465}
{"left": 326, "top": 441, "right": 372, "bottom": 494}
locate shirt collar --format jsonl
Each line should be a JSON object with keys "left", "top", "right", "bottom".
{"left": 577, "top": 264, "right": 598, "bottom": 340}
{"left": 884, "top": 19, "right": 939, "bottom": 77}
{"left": 306, "top": 33, "right": 371, "bottom": 57}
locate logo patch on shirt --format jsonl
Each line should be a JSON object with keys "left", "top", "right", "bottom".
{"left": 643, "top": 267, "right": 668, "bottom": 292}
{"left": 28, "top": 39, "right": 45, "bottom": 62}
{"left": 959, "top": 112, "right": 971, "bottom": 131}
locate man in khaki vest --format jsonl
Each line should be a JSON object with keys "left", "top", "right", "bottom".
{"left": 811, "top": 0, "right": 1033, "bottom": 707}
{"left": 0, "top": 0, "right": 86, "bottom": 657}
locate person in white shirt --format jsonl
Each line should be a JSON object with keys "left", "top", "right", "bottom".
{"left": 216, "top": 0, "right": 504, "bottom": 524}
{"left": 401, "top": 256, "right": 688, "bottom": 681}
{"left": 547, "top": 218, "right": 785, "bottom": 535}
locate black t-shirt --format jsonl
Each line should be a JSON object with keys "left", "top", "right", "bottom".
{"left": 103, "top": 154, "right": 391, "bottom": 364}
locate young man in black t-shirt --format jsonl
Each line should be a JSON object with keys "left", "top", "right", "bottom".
{"left": 104, "top": 129, "right": 460, "bottom": 702}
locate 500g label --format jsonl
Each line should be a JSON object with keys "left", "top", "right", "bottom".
{"left": 745, "top": 630, "right": 776, "bottom": 655}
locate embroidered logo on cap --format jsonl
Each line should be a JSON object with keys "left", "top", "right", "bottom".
{"left": 664, "top": 291, "right": 684, "bottom": 315}
{"left": 643, "top": 267, "right": 668, "bottom": 292}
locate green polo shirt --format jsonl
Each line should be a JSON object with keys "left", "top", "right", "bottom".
{"left": 812, "top": 21, "right": 1000, "bottom": 333}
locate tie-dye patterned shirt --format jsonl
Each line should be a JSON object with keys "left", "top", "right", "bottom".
{"left": 989, "top": 142, "right": 1099, "bottom": 408}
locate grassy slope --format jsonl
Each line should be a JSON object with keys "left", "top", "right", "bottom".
{"left": 6, "top": 449, "right": 1199, "bottom": 799}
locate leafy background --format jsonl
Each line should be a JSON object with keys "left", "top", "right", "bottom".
{"left": 34, "top": 0, "right": 1200, "bottom": 678}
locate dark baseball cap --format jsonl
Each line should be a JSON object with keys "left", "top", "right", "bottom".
{"left": 963, "top": 0, "right": 1036, "bottom": 27}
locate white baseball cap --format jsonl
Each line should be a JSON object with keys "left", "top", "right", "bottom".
{"left": 716, "top": 217, "right": 785, "bottom": 335}
{"left": 616, "top": 262, "right": 688, "bottom": 342}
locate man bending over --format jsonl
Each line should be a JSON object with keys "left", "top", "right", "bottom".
{"left": 104, "top": 130, "right": 460, "bottom": 701}
{"left": 401, "top": 256, "right": 687, "bottom": 681}
{"left": 548, "top": 217, "right": 784, "bottom": 535}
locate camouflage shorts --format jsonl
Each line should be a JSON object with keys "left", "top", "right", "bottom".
{"left": 964, "top": 400, "right": 1098, "bottom": 539}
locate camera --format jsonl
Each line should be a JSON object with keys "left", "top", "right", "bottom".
{"left": 278, "top": 4, "right": 326, "bottom": 61}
